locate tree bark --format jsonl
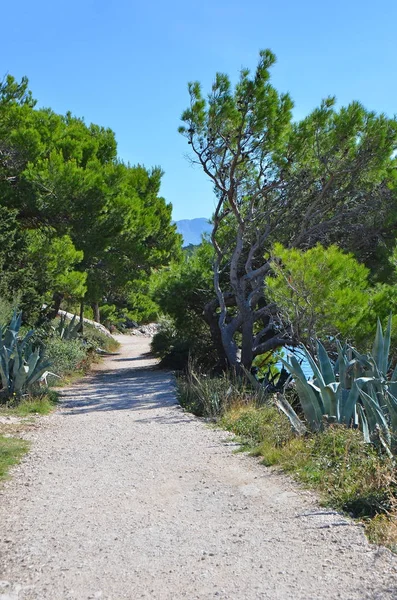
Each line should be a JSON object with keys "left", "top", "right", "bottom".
{"left": 45, "top": 292, "right": 64, "bottom": 321}
{"left": 92, "top": 302, "right": 100, "bottom": 323}
{"left": 78, "top": 301, "right": 84, "bottom": 334}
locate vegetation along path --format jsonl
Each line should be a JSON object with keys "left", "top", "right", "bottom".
{"left": 1, "top": 336, "right": 397, "bottom": 600}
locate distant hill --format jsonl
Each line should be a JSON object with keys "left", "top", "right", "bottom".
{"left": 175, "top": 218, "right": 212, "bottom": 247}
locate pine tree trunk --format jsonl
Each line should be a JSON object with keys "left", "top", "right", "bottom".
{"left": 78, "top": 301, "right": 84, "bottom": 334}
{"left": 46, "top": 292, "right": 64, "bottom": 321}
{"left": 92, "top": 302, "right": 100, "bottom": 323}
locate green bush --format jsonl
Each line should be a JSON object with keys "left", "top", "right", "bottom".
{"left": 150, "top": 243, "right": 220, "bottom": 369}
{"left": 44, "top": 337, "right": 87, "bottom": 378}
{"left": 176, "top": 367, "right": 265, "bottom": 418}
{"left": 0, "top": 296, "right": 18, "bottom": 326}
{"left": 151, "top": 316, "right": 218, "bottom": 371}
{"left": 151, "top": 318, "right": 178, "bottom": 358}
{"left": 82, "top": 323, "right": 119, "bottom": 353}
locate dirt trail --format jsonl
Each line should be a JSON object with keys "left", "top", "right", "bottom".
{"left": 0, "top": 335, "right": 396, "bottom": 600}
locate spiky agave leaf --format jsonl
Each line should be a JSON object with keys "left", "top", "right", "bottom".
{"left": 280, "top": 355, "right": 324, "bottom": 431}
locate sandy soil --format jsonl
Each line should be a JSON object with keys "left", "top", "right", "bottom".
{"left": 0, "top": 335, "right": 396, "bottom": 600}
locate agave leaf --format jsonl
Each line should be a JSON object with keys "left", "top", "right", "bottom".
{"left": 281, "top": 355, "right": 324, "bottom": 431}
{"left": 12, "top": 349, "right": 21, "bottom": 380}
{"left": 389, "top": 361, "right": 397, "bottom": 398}
{"left": 3, "top": 310, "right": 21, "bottom": 349}
{"left": 335, "top": 340, "right": 349, "bottom": 388}
{"left": 274, "top": 393, "right": 307, "bottom": 436}
{"left": 357, "top": 404, "right": 371, "bottom": 443}
{"left": 294, "top": 378, "right": 324, "bottom": 432}
{"left": 339, "top": 382, "right": 360, "bottom": 425}
{"left": 321, "top": 383, "right": 338, "bottom": 419}
{"left": 299, "top": 347, "right": 325, "bottom": 389}
{"left": 8, "top": 310, "right": 22, "bottom": 333}
{"left": 0, "top": 349, "right": 10, "bottom": 390}
{"left": 26, "top": 348, "right": 40, "bottom": 375}
{"left": 389, "top": 381, "right": 397, "bottom": 400}
{"left": 19, "top": 330, "right": 34, "bottom": 355}
{"left": 26, "top": 361, "right": 52, "bottom": 386}
{"left": 372, "top": 318, "right": 384, "bottom": 374}
{"left": 317, "top": 341, "right": 335, "bottom": 385}
{"left": 382, "top": 313, "right": 392, "bottom": 375}
{"left": 356, "top": 376, "right": 378, "bottom": 388}
{"left": 280, "top": 355, "right": 308, "bottom": 384}
{"left": 13, "top": 365, "right": 28, "bottom": 393}
{"left": 359, "top": 388, "right": 391, "bottom": 446}
{"left": 383, "top": 391, "right": 397, "bottom": 433}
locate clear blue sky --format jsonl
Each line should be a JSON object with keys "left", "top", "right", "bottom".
{"left": 2, "top": 0, "right": 396, "bottom": 221}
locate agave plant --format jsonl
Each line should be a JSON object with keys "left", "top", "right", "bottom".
{"left": 55, "top": 313, "right": 81, "bottom": 340}
{"left": 277, "top": 342, "right": 361, "bottom": 432}
{"left": 277, "top": 315, "right": 397, "bottom": 455}
{"left": 0, "top": 311, "right": 51, "bottom": 399}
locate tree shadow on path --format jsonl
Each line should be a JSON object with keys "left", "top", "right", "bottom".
{"left": 60, "top": 367, "right": 178, "bottom": 415}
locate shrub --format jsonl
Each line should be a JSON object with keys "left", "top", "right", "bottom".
{"left": 151, "top": 316, "right": 219, "bottom": 371}
{"left": 82, "top": 323, "right": 119, "bottom": 353}
{"left": 151, "top": 317, "right": 177, "bottom": 358}
{"left": 44, "top": 337, "right": 87, "bottom": 378}
{"left": 176, "top": 367, "right": 265, "bottom": 418}
{"left": 0, "top": 296, "right": 17, "bottom": 326}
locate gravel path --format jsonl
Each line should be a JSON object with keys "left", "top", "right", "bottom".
{"left": 0, "top": 335, "right": 396, "bottom": 600}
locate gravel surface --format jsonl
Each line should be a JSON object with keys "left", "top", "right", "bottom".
{"left": 0, "top": 335, "right": 396, "bottom": 600}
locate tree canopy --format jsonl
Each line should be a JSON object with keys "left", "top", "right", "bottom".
{"left": 0, "top": 75, "right": 182, "bottom": 323}
{"left": 180, "top": 50, "right": 397, "bottom": 370}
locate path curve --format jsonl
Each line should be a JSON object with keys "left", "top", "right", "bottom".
{"left": 0, "top": 335, "right": 396, "bottom": 599}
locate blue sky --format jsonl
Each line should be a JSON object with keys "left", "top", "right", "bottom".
{"left": 2, "top": 0, "right": 396, "bottom": 220}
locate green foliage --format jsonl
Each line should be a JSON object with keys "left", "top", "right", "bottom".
{"left": 26, "top": 231, "right": 87, "bottom": 303}
{"left": 150, "top": 317, "right": 178, "bottom": 358}
{"left": 151, "top": 243, "right": 217, "bottom": 368}
{"left": 81, "top": 323, "right": 119, "bottom": 353}
{"left": 279, "top": 428, "right": 395, "bottom": 518}
{"left": 44, "top": 337, "right": 86, "bottom": 378}
{"left": 125, "top": 279, "right": 159, "bottom": 323}
{"left": 268, "top": 244, "right": 370, "bottom": 343}
{"left": 0, "top": 311, "right": 51, "bottom": 400}
{"left": 280, "top": 317, "right": 397, "bottom": 455}
{"left": 98, "top": 304, "right": 120, "bottom": 330}
{"left": 282, "top": 99, "right": 397, "bottom": 269}
{"left": 152, "top": 242, "right": 213, "bottom": 328}
{"left": 180, "top": 50, "right": 397, "bottom": 372}
{"left": 0, "top": 74, "right": 181, "bottom": 327}
{"left": 54, "top": 314, "right": 81, "bottom": 340}
{"left": 176, "top": 366, "right": 265, "bottom": 418}
{"left": 0, "top": 296, "right": 18, "bottom": 327}
{"left": 366, "top": 514, "right": 397, "bottom": 552}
